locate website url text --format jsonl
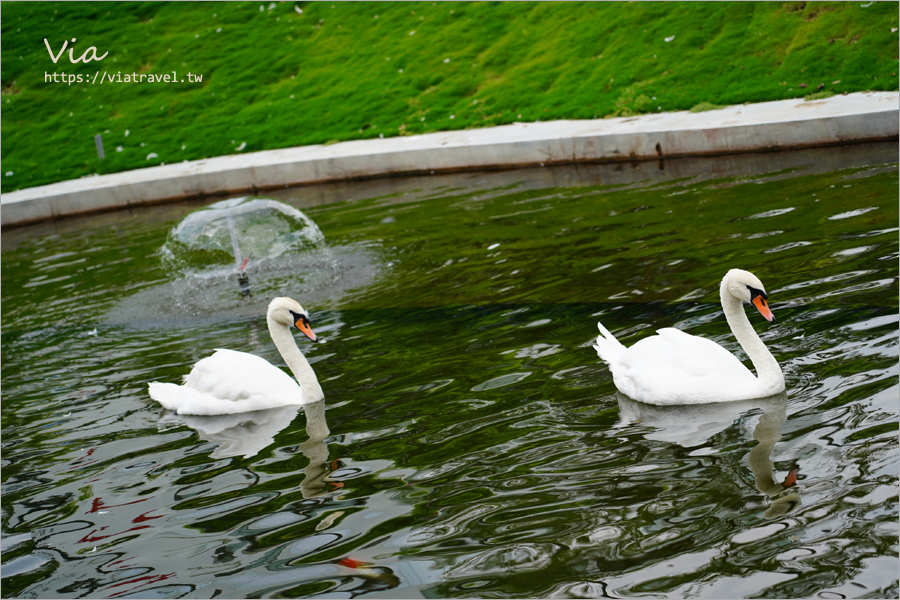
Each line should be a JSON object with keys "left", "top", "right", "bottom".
{"left": 44, "top": 71, "right": 204, "bottom": 85}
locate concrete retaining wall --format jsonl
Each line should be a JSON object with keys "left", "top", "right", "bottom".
{"left": 2, "top": 91, "right": 897, "bottom": 227}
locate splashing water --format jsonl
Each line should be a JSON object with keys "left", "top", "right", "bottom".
{"left": 160, "top": 197, "right": 325, "bottom": 277}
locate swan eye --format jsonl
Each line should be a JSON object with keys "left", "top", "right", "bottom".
{"left": 747, "top": 286, "right": 768, "bottom": 300}
{"left": 289, "top": 310, "right": 309, "bottom": 327}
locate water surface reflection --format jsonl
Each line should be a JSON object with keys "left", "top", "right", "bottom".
{"left": 160, "top": 405, "right": 303, "bottom": 459}
{"left": 2, "top": 145, "right": 897, "bottom": 599}
{"left": 618, "top": 392, "right": 801, "bottom": 518}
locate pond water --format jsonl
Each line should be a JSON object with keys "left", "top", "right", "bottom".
{"left": 2, "top": 143, "right": 898, "bottom": 599}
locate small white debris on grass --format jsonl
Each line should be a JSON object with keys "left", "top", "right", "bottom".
{"left": 146, "top": 153, "right": 158, "bottom": 160}
{"left": 665, "top": 35, "right": 675, "bottom": 42}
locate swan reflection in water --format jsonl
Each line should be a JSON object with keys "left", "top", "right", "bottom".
{"left": 617, "top": 391, "right": 800, "bottom": 518}
{"left": 162, "top": 401, "right": 403, "bottom": 593}
{"left": 159, "top": 400, "right": 336, "bottom": 498}
{"left": 161, "top": 404, "right": 300, "bottom": 459}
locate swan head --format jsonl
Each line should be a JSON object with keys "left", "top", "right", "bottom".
{"left": 722, "top": 269, "right": 775, "bottom": 322}
{"left": 267, "top": 297, "right": 318, "bottom": 342}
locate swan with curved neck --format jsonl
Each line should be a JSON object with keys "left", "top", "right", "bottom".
{"left": 148, "top": 297, "right": 324, "bottom": 415}
{"left": 594, "top": 269, "right": 785, "bottom": 405}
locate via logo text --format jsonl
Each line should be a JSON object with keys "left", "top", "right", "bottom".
{"left": 44, "top": 38, "right": 108, "bottom": 64}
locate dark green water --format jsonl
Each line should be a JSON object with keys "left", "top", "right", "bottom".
{"left": 2, "top": 144, "right": 898, "bottom": 599}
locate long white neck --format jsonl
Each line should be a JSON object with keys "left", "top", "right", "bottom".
{"left": 267, "top": 314, "right": 324, "bottom": 403}
{"left": 719, "top": 282, "right": 784, "bottom": 391}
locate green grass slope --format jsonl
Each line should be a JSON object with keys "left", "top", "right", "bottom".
{"left": 2, "top": 1, "right": 897, "bottom": 193}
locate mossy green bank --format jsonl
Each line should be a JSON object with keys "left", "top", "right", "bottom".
{"left": 1, "top": 1, "right": 897, "bottom": 193}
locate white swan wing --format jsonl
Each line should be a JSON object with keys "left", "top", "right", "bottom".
{"left": 149, "top": 349, "right": 305, "bottom": 415}
{"left": 650, "top": 328, "right": 755, "bottom": 377}
{"left": 614, "top": 328, "right": 759, "bottom": 405}
{"left": 187, "top": 348, "right": 304, "bottom": 403}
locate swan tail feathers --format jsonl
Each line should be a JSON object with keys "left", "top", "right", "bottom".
{"left": 148, "top": 381, "right": 232, "bottom": 415}
{"left": 594, "top": 322, "right": 626, "bottom": 364}
{"left": 148, "top": 381, "right": 183, "bottom": 411}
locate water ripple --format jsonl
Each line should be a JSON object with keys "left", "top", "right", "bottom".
{"left": 2, "top": 153, "right": 897, "bottom": 599}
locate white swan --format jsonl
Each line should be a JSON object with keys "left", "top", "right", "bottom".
{"left": 148, "top": 297, "right": 324, "bottom": 415}
{"left": 594, "top": 269, "right": 785, "bottom": 405}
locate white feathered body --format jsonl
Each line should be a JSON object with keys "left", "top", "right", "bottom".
{"left": 593, "top": 269, "right": 786, "bottom": 406}
{"left": 594, "top": 325, "right": 774, "bottom": 405}
{"left": 148, "top": 349, "right": 311, "bottom": 415}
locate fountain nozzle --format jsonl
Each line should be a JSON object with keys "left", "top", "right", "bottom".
{"left": 237, "top": 271, "right": 251, "bottom": 296}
